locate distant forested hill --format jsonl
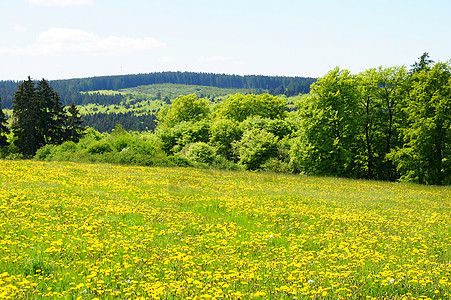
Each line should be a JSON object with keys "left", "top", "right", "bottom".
{"left": 0, "top": 72, "right": 316, "bottom": 108}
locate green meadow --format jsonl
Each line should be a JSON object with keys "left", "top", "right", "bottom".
{"left": 0, "top": 160, "right": 449, "bottom": 299}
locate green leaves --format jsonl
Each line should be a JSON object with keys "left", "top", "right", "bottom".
{"left": 157, "top": 94, "right": 210, "bottom": 128}
{"left": 213, "top": 93, "right": 286, "bottom": 122}
{"left": 389, "top": 62, "right": 451, "bottom": 185}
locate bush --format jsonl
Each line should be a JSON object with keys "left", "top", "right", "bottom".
{"left": 185, "top": 142, "right": 216, "bottom": 164}
{"left": 211, "top": 156, "right": 242, "bottom": 171}
{"left": 261, "top": 158, "right": 290, "bottom": 173}
{"left": 86, "top": 141, "right": 113, "bottom": 154}
{"left": 209, "top": 119, "right": 241, "bottom": 160}
{"left": 35, "top": 144, "right": 56, "bottom": 161}
{"left": 158, "top": 120, "right": 210, "bottom": 155}
{"left": 233, "top": 128, "right": 279, "bottom": 170}
{"left": 167, "top": 155, "right": 193, "bottom": 167}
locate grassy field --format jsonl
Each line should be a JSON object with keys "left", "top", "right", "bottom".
{"left": 0, "top": 160, "right": 449, "bottom": 299}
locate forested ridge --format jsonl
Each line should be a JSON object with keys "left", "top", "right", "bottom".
{"left": 0, "top": 72, "right": 316, "bottom": 108}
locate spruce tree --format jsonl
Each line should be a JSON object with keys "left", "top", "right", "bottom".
{"left": 66, "top": 101, "right": 85, "bottom": 143}
{"left": 36, "top": 79, "right": 66, "bottom": 145}
{"left": 12, "top": 77, "right": 69, "bottom": 156}
{"left": 12, "top": 77, "right": 40, "bottom": 156}
{"left": 0, "top": 97, "right": 10, "bottom": 148}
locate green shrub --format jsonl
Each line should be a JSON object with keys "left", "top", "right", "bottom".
{"left": 261, "top": 158, "right": 290, "bottom": 173}
{"left": 209, "top": 119, "right": 241, "bottom": 160}
{"left": 35, "top": 144, "right": 56, "bottom": 161}
{"left": 233, "top": 128, "right": 279, "bottom": 170}
{"left": 185, "top": 142, "right": 216, "bottom": 164}
{"left": 211, "top": 156, "right": 242, "bottom": 171}
{"left": 167, "top": 155, "right": 193, "bottom": 167}
{"left": 86, "top": 141, "right": 113, "bottom": 154}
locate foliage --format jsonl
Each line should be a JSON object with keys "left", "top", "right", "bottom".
{"left": 388, "top": 62, "right": 451, "bottom": 185}
{"left": 294, "top": 68, "right": 361, "bottom": 177}
{"left": 35, "top": 127, "right": 168, "bottom": 167}
{"left": 213, "top": 93, "right": 286, "bottom": 122}
{"left": 158, "top": 120, "right": 210, "bottom": 155}
{"left": 158, "top": 94, "right": 210, "bottom": 128}
{"left": 233, "top": 128, "right": 279, "bottom": 170}
{"left": 184, "top": 142, "right": 217, "bottom": 164}
{"left": 209, "top": 118, "right": 242, "bottom": 160}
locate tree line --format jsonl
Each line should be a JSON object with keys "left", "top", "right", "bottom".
{"left": 0, "top": 72, "right": 316, "bottom": 108}
{"left": 1, "top": 54, "right": 449, "bottom": 185}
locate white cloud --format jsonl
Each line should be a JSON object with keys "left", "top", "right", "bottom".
{"left": 0, "top": 28, "right": 166, "bottom": 55}
{"left": 28, "top": 0, "right": 93, "bottom": 7}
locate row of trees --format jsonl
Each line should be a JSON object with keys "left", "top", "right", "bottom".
{"left": 152, "top": 55, "right": 449, "bottom": 185}
{"left": 292, "top": 55, "right": 450, "bottom": 185}
{"left": 1, "top": 55, "right": 449, "bottom": 185}
{"left": 0, "top": 77, "right": 85, "bottom": 157}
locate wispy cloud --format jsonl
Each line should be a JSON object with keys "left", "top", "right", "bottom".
{"left": 0, "top": 28, "right": 166, "bottom": 55}
{"left": 27, "top": 0, "right": 93, "bottom": 6}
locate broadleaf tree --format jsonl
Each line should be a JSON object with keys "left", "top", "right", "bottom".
{"left": 292, "top": 68, "right": 361, "bottom": 177}
{"left": 388, "top": 62, "right": 451, "bottom": 185}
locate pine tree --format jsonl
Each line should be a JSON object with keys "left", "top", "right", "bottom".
{"left": 36, "top": 79, "right": 66, "bottom": 145}
{"left": 0, "top": 97, "right": 10, "bottom": 148}
{"left": 66, "top": 101, "right": 85, "bottom": 143}
{"left": 12, "top": 77, "right": 70, "bottom": 156}
{"left": 12, "top": 77, "right": 40, "bottom": 156}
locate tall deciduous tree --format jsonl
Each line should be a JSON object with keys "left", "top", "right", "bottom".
{"left": 293, "top": 68, "right": 361, "bottom": 177}
{"left": 356, "top": 67, "right": 408, "bottom": 180}
{"left": 388, "top": 62, "right": 451, "bottom": 185}
{"left": 0, "top": 97, "right": 9, "bottom": 148}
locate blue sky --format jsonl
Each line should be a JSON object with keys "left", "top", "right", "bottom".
{"left": 0, "top": 0, "right": 450, "bottom": 80}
